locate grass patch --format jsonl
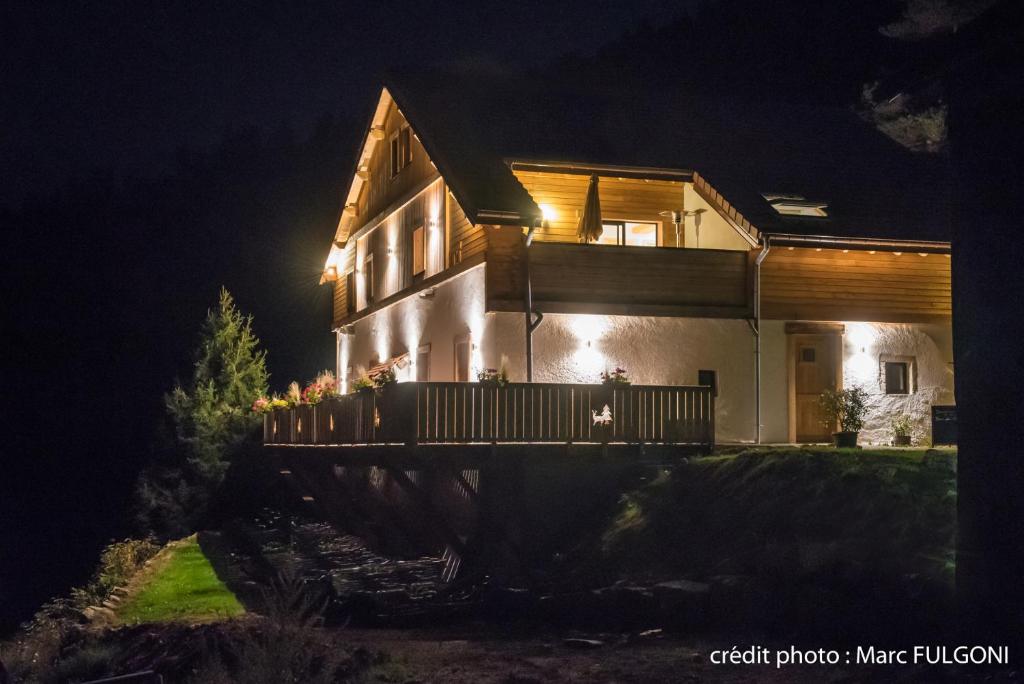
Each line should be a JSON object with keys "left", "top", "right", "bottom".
{"left": 598, "top": 447, "right": 956, "bottom": 585}
{"left": 116, "top": 535, "right": 244, "bottom": 625}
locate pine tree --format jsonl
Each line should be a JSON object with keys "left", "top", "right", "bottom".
{"left": 167, "top": 287, "right": 269, "bottom": 483}
{"left": 136, "top": 288, "right": 268, "bottom": 536}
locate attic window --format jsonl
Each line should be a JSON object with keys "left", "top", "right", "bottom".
{"left": 390, "top": 126, "right": 413, "bottom": 178}
{"left": 763, "top": 194, "right": 829, "bottom": 217}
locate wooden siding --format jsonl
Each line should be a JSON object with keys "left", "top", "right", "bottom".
{"left": 761, "top": 247, "right": 952, "bottom": 323}
{"left": 511, "top": 170, "right": 687, "bottom": 247}
{"left": 487, "top": 234, "right": 754, "bottom": 318}
{"left": 354, "top": 101, "right": 438, "bottom": 234}
{"left": 447, "top": 190, "right": 484, "bottom": 265}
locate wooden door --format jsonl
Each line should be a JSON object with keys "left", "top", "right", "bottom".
{"left": 794, "top": 335, "right": 838, "bottom": 442}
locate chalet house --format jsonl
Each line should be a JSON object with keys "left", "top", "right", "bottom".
{"left": 301, "top": 72, "right": 953, "bottom": 446}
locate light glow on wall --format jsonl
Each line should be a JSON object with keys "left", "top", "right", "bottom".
{"left": 539, "top": 203, "right": 557, "bottom": 223}
{"left": 568, "top": 314, "right": 610, "bottom": 379}
{"left": 845, "top": 322, "right": 879, "bottom": 386}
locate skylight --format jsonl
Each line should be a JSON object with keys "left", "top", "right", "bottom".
{"left": 762, "top": 194, "right": 829, "bottom": 217}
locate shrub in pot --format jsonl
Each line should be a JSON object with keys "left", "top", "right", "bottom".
{"left": 890, "top": 414, "right": 913, "bottom": 446}
{"left": 819, "top": 386, "right": 868, "bottom": 447}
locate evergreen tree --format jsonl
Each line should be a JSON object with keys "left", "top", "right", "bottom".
{"left": 136, "top": 288, "right": 268, "bottom": 536}
{"left": 166, "top": 287, "right": 269, "bottom": 483}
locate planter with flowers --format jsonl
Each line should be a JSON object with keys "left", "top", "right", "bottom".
{"left": 477, "top": 366, "right": 509, "bottom": 387}
{"left": 600, "top": 367, "right": 631, "bottom": 386}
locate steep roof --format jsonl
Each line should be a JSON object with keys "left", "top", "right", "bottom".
{"left": 383, "top": 68, "right": 951, "bottom": 244}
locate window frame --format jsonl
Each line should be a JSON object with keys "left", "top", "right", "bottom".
{"left": 598, "top": 219, "right": 660, "bottom": 247}
{"left": 345, "top": 270, "right": 356, "bottom": 313}
{"left": 411, "top": 224, "right": 426, "bottom": 278}
{"left": 363, "top": 254, "right": 375, "bottom": 306}
{"left": 884, "top": 361, "right": 910, "bottom": 395}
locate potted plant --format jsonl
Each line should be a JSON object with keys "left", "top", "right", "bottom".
{"left": 351, "top": 376, "right": 374, "bottom": 393}
{"left": 600, "top": 367, "right": 631, "bottom": 386}
{"left": 819, "top": 386, "right": 868, "bottom": 448}
{"left": 477, "top": 366, "right": 509, "bottom": 387}
{"left": 890, "top": 414, "right": 913, "bottom": 446}
{"left": 373, "top": 367, "right": 396, "bottom": 389}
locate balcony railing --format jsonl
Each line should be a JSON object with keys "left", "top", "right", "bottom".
{"left": 264, "top": 382, "right": 714, "bottom": 449}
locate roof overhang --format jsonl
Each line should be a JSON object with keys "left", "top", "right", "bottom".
{"left": 507, "top": 159, "right": 694, "bottom": 183}
{"left": 762, "top": 232, "right": 951, "bottom": 254}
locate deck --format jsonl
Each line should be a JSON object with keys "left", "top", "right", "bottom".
{"left": 264, "top": 381, "right": 715, "bottom": 452}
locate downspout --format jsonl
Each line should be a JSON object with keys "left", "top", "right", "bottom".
{"left": 749, "top": 235, "right": 772, "bottom": 444}
{"left": 523, "top": 221, "right": 544, "bottom": 382}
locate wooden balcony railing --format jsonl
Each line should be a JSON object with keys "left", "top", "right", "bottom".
{"left": 264, "top": 382, "right": 714, "bottom": 449}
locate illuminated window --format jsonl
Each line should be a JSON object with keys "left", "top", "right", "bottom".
{"left": 597, "top": 220, "right": 659, "bottom": 246}
{"left": 390, "top": 126, "right": 413, "bottom": 178}
{"left": 884, "top": 361, "right": 910, "bottom": 395}
{"left": 763, "top": 194, "right": 828, "bottom": 217}
{"left": 412, "top": 224, "right": 425, "bottom": 277}
{"left": 416, "top": 344, "right": 430, "bottom": 382}
{"left": 454, "top": 335, "right": 471, "bottom": 382}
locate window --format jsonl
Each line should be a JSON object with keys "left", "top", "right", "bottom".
{"left": 389, "top": 126, "right": 413, "bottom": 178}
{"left": 416, "top": 344, "right": 430, "bottom": 382}
{"left": 762, "top": 194, "right": 829, "bottom": 217}
{"left": 884, "top": 361, "right": 909, "bottom": 395}
{"left": 596, "top": 220, "right": 659, "bottom": 246}
{"left": 454, "top": 335, "right": 471, "bottom": 382}
{"left": 800, "top": 347, "right": 816, "bottom": 363}
{"left": 363, "top": 255, "right": 374, "bottom": 305}
{"left": 698, "top": 369, "right": 718, "bottom": 397}
{"left": 345, "top": 271, "right": 356, "bottom": 312}
{"left": 412, "top": 224, "right": 425, "bottom": 277}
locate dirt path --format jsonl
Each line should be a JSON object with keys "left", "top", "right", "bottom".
{"left": 343, "top": 626, "right": 872, "bottom": 683}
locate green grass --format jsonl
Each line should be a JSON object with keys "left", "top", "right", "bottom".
{"left": 598, "top": 447, "right": 957, "bottom": 584}
{"left": 115, "top": 535, "right": 244, "bottom": 625}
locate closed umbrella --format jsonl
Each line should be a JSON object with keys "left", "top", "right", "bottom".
{"left": 576, "top": 174, "right": 603, "bottom": 244}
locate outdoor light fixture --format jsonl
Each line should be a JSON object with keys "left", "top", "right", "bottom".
{"left": 539, "top": 203, "right": 557, "bottom": 224}
{"left": 323, "top": 265, "right": 339, "bottom": 282}
{"left": 419, "top": 287, "right": 436, "bottom": 299}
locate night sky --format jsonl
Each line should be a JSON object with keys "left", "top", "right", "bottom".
{"left": 2, "top": 0, "right": 701, "bottom": 207}
{"left": 1, "top": 0, "right": 933, "bottom": 634}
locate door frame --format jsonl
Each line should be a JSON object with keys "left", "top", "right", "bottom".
{"left": 786, "top": 323, "right": 845, "bottom": 443}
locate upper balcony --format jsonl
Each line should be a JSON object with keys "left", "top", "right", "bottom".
{"left": 486, "top": 232, "right": 755, "bottom": 319}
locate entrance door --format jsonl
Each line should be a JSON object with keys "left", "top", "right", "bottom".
{"left": 793, "top": 334, "right": 839, "bottom": 442}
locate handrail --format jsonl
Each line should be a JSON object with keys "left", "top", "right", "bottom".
{"left": 264, "top": 382, "right": 714, "bottom": 448}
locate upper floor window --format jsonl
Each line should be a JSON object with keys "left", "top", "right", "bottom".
{"left": 363, "top": 255, "right": 375, "bottom": 306}
{"left": 390, "top": 126, "right": 413, "bottom": 178}
{"left": 596, "top": 220, "right": 658, "bottom": 247}
{"left": 345, "top": 271, "right": 356, "bottom": 313}
{"left": 412, "top": 224, "right": 426, "bottom": 277}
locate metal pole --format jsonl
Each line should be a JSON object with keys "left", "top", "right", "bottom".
{"left": 753, "top": 236, "right": 772, "bottom": 444}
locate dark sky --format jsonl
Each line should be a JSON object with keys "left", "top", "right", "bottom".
{"left": 1, "top": 0, "right": 702, "bottom": 206}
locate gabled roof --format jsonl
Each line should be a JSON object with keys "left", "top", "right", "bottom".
{"left": 380, "top": 68, "right": 951, "bottom": 245}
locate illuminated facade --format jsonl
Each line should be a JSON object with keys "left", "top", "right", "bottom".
{"left": 321, "top": 78, "right": 953, "bottom": 445}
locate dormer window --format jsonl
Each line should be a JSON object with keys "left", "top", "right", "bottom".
{"left": 763, "top": 194, "right": 828, "bottom": 217}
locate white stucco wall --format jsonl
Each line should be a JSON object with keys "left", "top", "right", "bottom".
{"left": 482, "top": 312, "right": 760, "bottom": 443}
{"left": 339, "top": 264, "right": 487, "bottom": 387}
{"left": 840, "top": 322, "right": 955, "bottom": 445}
{"left": 338, "top": 264, "right": 953, "bottom": 446}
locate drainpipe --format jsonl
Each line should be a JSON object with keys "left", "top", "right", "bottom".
{"left": 750, "top": 235, "right": 772, "bottom": 444}
{"left": 524, "top": 221, "right": 544, "bottom": 382}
